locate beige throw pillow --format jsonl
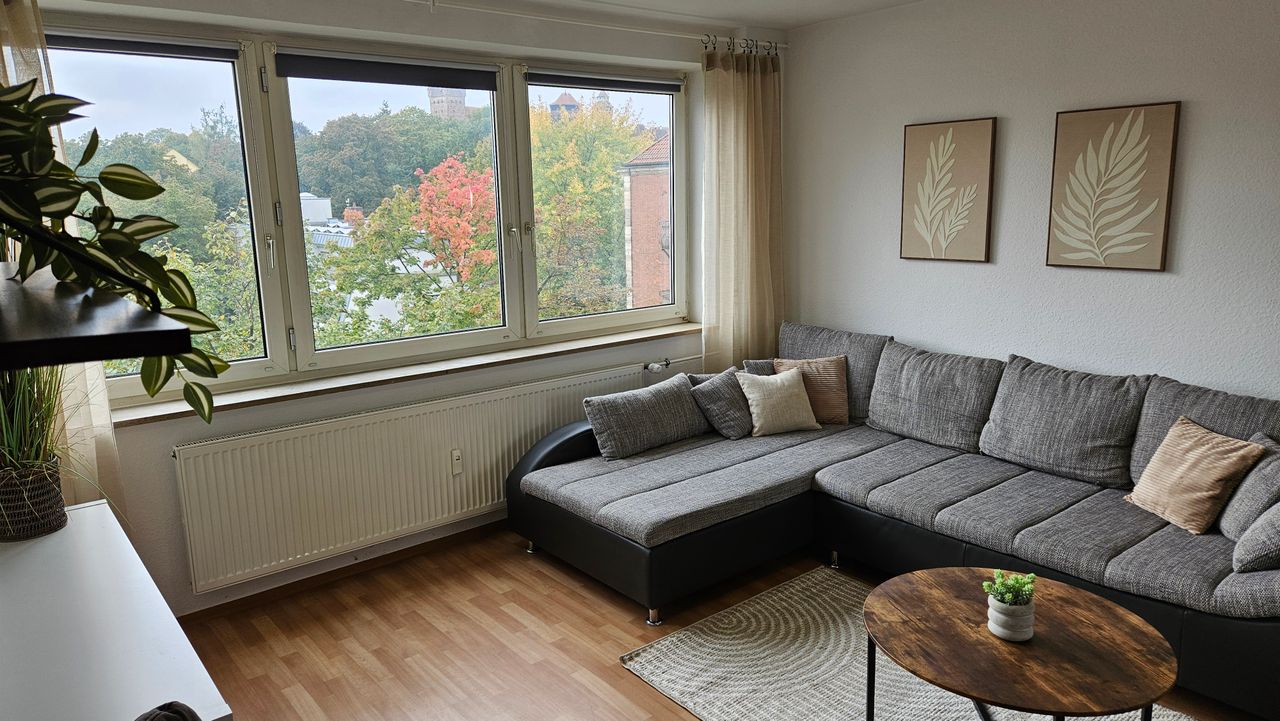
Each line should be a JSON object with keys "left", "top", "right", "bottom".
{"left": 736, "top": 368, "right": 821, "bottom": 437}
{"left": 1127, "top": 416, "right": 1267, "bottom": 534}
{"left": 773, "top": 356, "right": 849, "bottom": 425}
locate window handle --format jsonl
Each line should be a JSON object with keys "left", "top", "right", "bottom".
{"left": 265, "top": 234, "right": 276, "bottom": 271}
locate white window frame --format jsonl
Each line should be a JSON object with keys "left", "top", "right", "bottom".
{"left": 46, "top": 28, "right": 693, "bottom": 405}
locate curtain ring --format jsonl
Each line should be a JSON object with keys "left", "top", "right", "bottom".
{"left": 701, "top": 33, "right": 711, "bottom": 50}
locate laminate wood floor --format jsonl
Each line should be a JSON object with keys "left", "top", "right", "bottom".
{"left": 182, "top": 526, "right": 1256, "bottom": 721}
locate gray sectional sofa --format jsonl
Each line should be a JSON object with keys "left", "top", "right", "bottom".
{"left": 504, "top": 321, "right": 1280, "bottom": 719}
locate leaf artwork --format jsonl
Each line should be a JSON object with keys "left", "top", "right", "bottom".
{"left": 1051, "top": 109, "right": 1158, "bottom": 265}
{"left": 911, "top": 128, "right": 978, "bottom": 258}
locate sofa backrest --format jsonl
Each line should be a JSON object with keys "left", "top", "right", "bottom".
{"left": 979, "top": 356, "right": 1151, "bottom": 488}
{"left": 1131, "top": 376, "right": 1280, "bottom": 483}
{"left": 866, "top": 340, "right": 1006, "bottom": 453}
{"left": 777, "top": 321, "right": 891, "bottom": 422}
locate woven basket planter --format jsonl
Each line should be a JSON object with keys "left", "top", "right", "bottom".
{"left": 0, "top": 462, "right": 67, "bottom": 541}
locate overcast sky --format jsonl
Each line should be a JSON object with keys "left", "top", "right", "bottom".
{"left": 47, "top": 48, "right": 670, "bottom": 144}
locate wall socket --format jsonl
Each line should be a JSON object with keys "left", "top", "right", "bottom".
{"left": 450, "top": 448, "right": 464, "bottom": 476}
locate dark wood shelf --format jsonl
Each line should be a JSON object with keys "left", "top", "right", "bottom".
{"left": 0, "top": 262, "right": 191, "bottom": 370}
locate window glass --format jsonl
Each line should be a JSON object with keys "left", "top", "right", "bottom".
{"left": 527, "top": 84, "right": 674, "bottom": 320}
{"left": 285, "top": 71, "right": 501, "bottom": 350}
{"left": 47, "top": 45, "right": 265, "bottom": 375}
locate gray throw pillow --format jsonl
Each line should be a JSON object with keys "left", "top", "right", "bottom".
{"left": 867, "top": 341, "right": 1005, "bottom": 453}
{"left": 689, "top": 368, "right": 754, "bottom": 440}
{"left": 979, "top": 356, "right": 1151, "bottom": 488}
{"left": 1221, "top": 434, "right": 1280, "bottom": 540}
{"left": 583, "top": 374, "right": 709, "bottom": 460}
{"left": 1234, "top": 501, "right": 1280, "bottom": 573}
{"left": 743, "top": 359, "right": 776, "bottom": 375}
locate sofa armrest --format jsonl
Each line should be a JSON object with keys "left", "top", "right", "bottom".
{"left": 505, "top": 420, "right": 599, "bottom": 513}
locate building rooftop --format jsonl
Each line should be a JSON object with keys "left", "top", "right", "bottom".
{"left": 624, "top": 134, "right": 671, "bottom": 167}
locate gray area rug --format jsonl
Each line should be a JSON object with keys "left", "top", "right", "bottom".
{"left": 621, "top": 567, "right": 1191, "bottom": 721}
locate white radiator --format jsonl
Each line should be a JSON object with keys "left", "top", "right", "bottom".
{"left": 174, "top": 364, "right": 665, "bottom": 593}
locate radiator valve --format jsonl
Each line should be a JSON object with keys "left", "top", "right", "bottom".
{"left": 644, "top": 358, "right": 672, "bottom": 374}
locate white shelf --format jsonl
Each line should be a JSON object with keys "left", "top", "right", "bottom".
{"left": 0, "top": 501, "right": 231, "bottom": 721}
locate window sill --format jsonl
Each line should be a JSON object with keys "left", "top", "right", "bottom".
{"left": 110, "top": 323, "right": 701, "bottom": 428}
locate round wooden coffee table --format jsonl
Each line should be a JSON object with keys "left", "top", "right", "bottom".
{"left": 862, "top": 567, "right": 1177, "bottom": 720}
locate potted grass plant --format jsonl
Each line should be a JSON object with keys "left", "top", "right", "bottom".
{"left": 0, "top": 366, "right": 66, "bottom": 540}
{"left": 983, "top": 569, "right": 1037, "bottom": 642}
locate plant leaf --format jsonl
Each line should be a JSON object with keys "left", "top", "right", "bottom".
{"left": 1060, "top": 251, "right": 1101, "bottom": 260}
{"left": 78, "top": 128, "right": 99, "bottom": 168}
{"left": 97, "top": 229, "right": 139, "bottom": 257}
{"left": 140, "top": 355, "right": 175, "bottom": 396}
{"left": 160, "top": 268, "right": 198, "bottom": 308}
{"left": 31, "top": 179, "right": 82, "bottom": 218}
{"left": 162, "top": 306, "right": 220, "bottom": 333}
{"left": 27, "top": 93, "right": 89, "bottom": 120}
{"left": 176, "top": 349, "right": 219, "bottom": 378}
{"left": 1101, "top": 243, "right": 1148, "bottom": 257}
{"left": 119, "top": 215, "right": 178, "bottom": 242}
{"left": 0, "top": 79, "right": 37, "bottom": 104}
{"left": 98, "top": 163, "right": 165, "bottom": 200}
{"left": 183, "top": 381, "right": 214, "bottom": 424}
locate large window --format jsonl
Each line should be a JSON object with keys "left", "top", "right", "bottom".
{"left": 47, "top": 38, "right": 268, "bottom": 377}
{"left": 47, "top": 35, "right": 687, "bottom": 402}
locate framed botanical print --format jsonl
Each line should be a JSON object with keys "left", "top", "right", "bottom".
{"left": 900, "top": 117, "right": 996, "bottom": 262}
{"left": 1046, "top": 101, "right": 1180, "bottom": 271}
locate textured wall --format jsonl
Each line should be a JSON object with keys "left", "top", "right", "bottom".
{"left": 784, "top": 0, "right": 1280, "bottom": 397}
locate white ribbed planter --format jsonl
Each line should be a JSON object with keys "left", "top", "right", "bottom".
{"left": 987, "top": 597, "right": 1035, "bottom": 642}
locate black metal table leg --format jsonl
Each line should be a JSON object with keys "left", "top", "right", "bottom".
{"left": 866, "top": 637, "right": 875, "bottom": 721}
{"left": 971, "top": 700, "right": 995, "bottom": 721}
{"left": 1141, "top": 704, "right": 1153, "bottom": 721}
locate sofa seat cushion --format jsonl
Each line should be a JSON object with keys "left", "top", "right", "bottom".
{"left": 1012, "top": 490, "right": 1168, "bottom": 584}
{"left": 814, "top": 439, "right": 960, "bottom": 506}
{"left": 934, "top": 471, "right": 1101, "bottom": 554}
{"left": 1212, "top": 569, "right": 1280, "bottom": 618}
{"left": 777, "top": 321, "right": 892, "bottom": 422}
{"left": 979, "top": 356, "right": 1151, "bottom": 488}
{"left": 593, "top": 425, "right": 900, "bottom": 547}
{"left": 1104, "top": 525, "right": 1237, "bottom": 613}
{"left": 1131, "top": 376, "right": 1280, "bottom": 483}
{"left": 521, "top": 426, "right": 842, "bottom": 520}
{"left": 864, "top": 454, "right": 1025, "bottom": 531}
{"left": 867, "top": 341, "right": 1006, "bottom": 453}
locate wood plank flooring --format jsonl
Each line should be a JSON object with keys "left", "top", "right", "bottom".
{"left": 181, "top": 526, "right": 1256, "bottom": 721}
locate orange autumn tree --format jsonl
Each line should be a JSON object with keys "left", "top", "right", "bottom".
{"left": 308, "top": 154, "right": 502, "bottom": 346}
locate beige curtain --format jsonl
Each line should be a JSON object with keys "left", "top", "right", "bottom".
{"left": 0, "top": 0, "right": 127, "bottom": 514}
{"left": 701, "top": 50, "right": 784, "bottom": 372}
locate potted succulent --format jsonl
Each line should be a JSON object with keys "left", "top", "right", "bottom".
{"left": 983, "top": 569, "right": 1037, "bottom": 642}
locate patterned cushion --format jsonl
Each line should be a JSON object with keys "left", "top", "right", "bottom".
{"left": 935, "top": 471, "right": 1100, "bottom": 554}
{"left": 777, "top": 321, "right": 892, "bottom": 422}
{"left": 814, "top": 438, "right": 958, "bottom": 506}
{"left": 979, "top": 356, "right": 1151, "bottom": 488}
{"left": 1104, "top": 525, "right": 1236, "bottom": 613}
{"left": 737, "top": 368, "right": 822, "bottom": 436}
{"left": 1234, "top": 502, "right": 1280, "bottom": 573}
{"left": 689, "top": 368, "right": 754, "bottom": 440}
{"left": 1131, "top": 376, "right": 1280, "bottom": 482}
{"left": 742, "top": 359, "right": 776, "bottom": 375}
{"left": 1012, "top": 490, "right": 1168, "bottom": 584}
{"left": 866, "top": 341, "right": 1005, "bottom": 453}
{"left": 1126, "top": 417, "right": 1265, "bottom": 534}
{"left": 864, "top": 454, "right": 1025, "bottom": 530}
{"left": 583, "top": 374, "right": 709, "bottom": 460}
{"left": 1221, "top": 434, "right": 1280, "bottom": 540}
{"left": 773, "top": 356, "right": 849, "bottom": 425}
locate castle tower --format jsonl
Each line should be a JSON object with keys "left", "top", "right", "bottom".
{"left": 428, "top": 87, "right": 467, "bottom": 120}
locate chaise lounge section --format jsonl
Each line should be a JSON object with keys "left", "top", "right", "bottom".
{"left": 505, "top": 321, "right": 1280, "bottom": 719}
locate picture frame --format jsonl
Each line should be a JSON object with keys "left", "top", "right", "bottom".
{"left": 1045, "top": 101, "right": 1180, "bottom": 271}
{"left": 900, "top": 117, "right": 996, "bottom": 262}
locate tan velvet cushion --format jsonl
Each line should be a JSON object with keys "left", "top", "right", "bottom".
{"left": 735, "top": 368, "right": 821, "bottom": 437}
{"left": 773, "top": 355, "right": 849, "bottom": 425}
{"left": 1126, "top": 416, "right": 1267, "bottom": 534}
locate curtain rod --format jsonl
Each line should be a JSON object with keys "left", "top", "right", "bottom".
{"left": 401, "top": 0, "right": 790, "bottom": 50}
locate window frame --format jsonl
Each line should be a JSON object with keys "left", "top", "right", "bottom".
{"left": 44, "top": 35, "right": 295, "bottom": 403}
{"left": 47, "top": 29, "right": 691, "bottom": 406}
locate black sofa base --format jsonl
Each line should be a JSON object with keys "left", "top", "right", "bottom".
{"left": 819, "top": 495, "right": 1280, "bottom": 721}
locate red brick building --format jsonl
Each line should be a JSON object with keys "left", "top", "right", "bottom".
{"left": 621, "top": 134, "right": 672, "bottom": 308}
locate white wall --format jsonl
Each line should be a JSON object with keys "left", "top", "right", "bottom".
{"left": 785, "top": 0, "right": 1280, "bottom": 397}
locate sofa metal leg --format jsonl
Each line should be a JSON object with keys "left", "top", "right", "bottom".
{"left": 829, "top": 551, "right": 840, "bottom": 569}
{"left": 646, "top": 608, "right": 663, "bottom": 626}
{"left": 524, "top": 541, "right": 537, "bottom": 554}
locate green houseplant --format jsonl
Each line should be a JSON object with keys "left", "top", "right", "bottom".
{"left": 0, "top": 366, "right": 66, "bottom": 540}
{"left": 983, "top": 569, "right": 1037, "bottom": 642}
{"left": 0, "top": 78, "right": 226, "bottom": 420}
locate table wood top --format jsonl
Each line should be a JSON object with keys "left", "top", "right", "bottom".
{"left": 863, "top": 567, "right": 1177, "bottom": 716}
